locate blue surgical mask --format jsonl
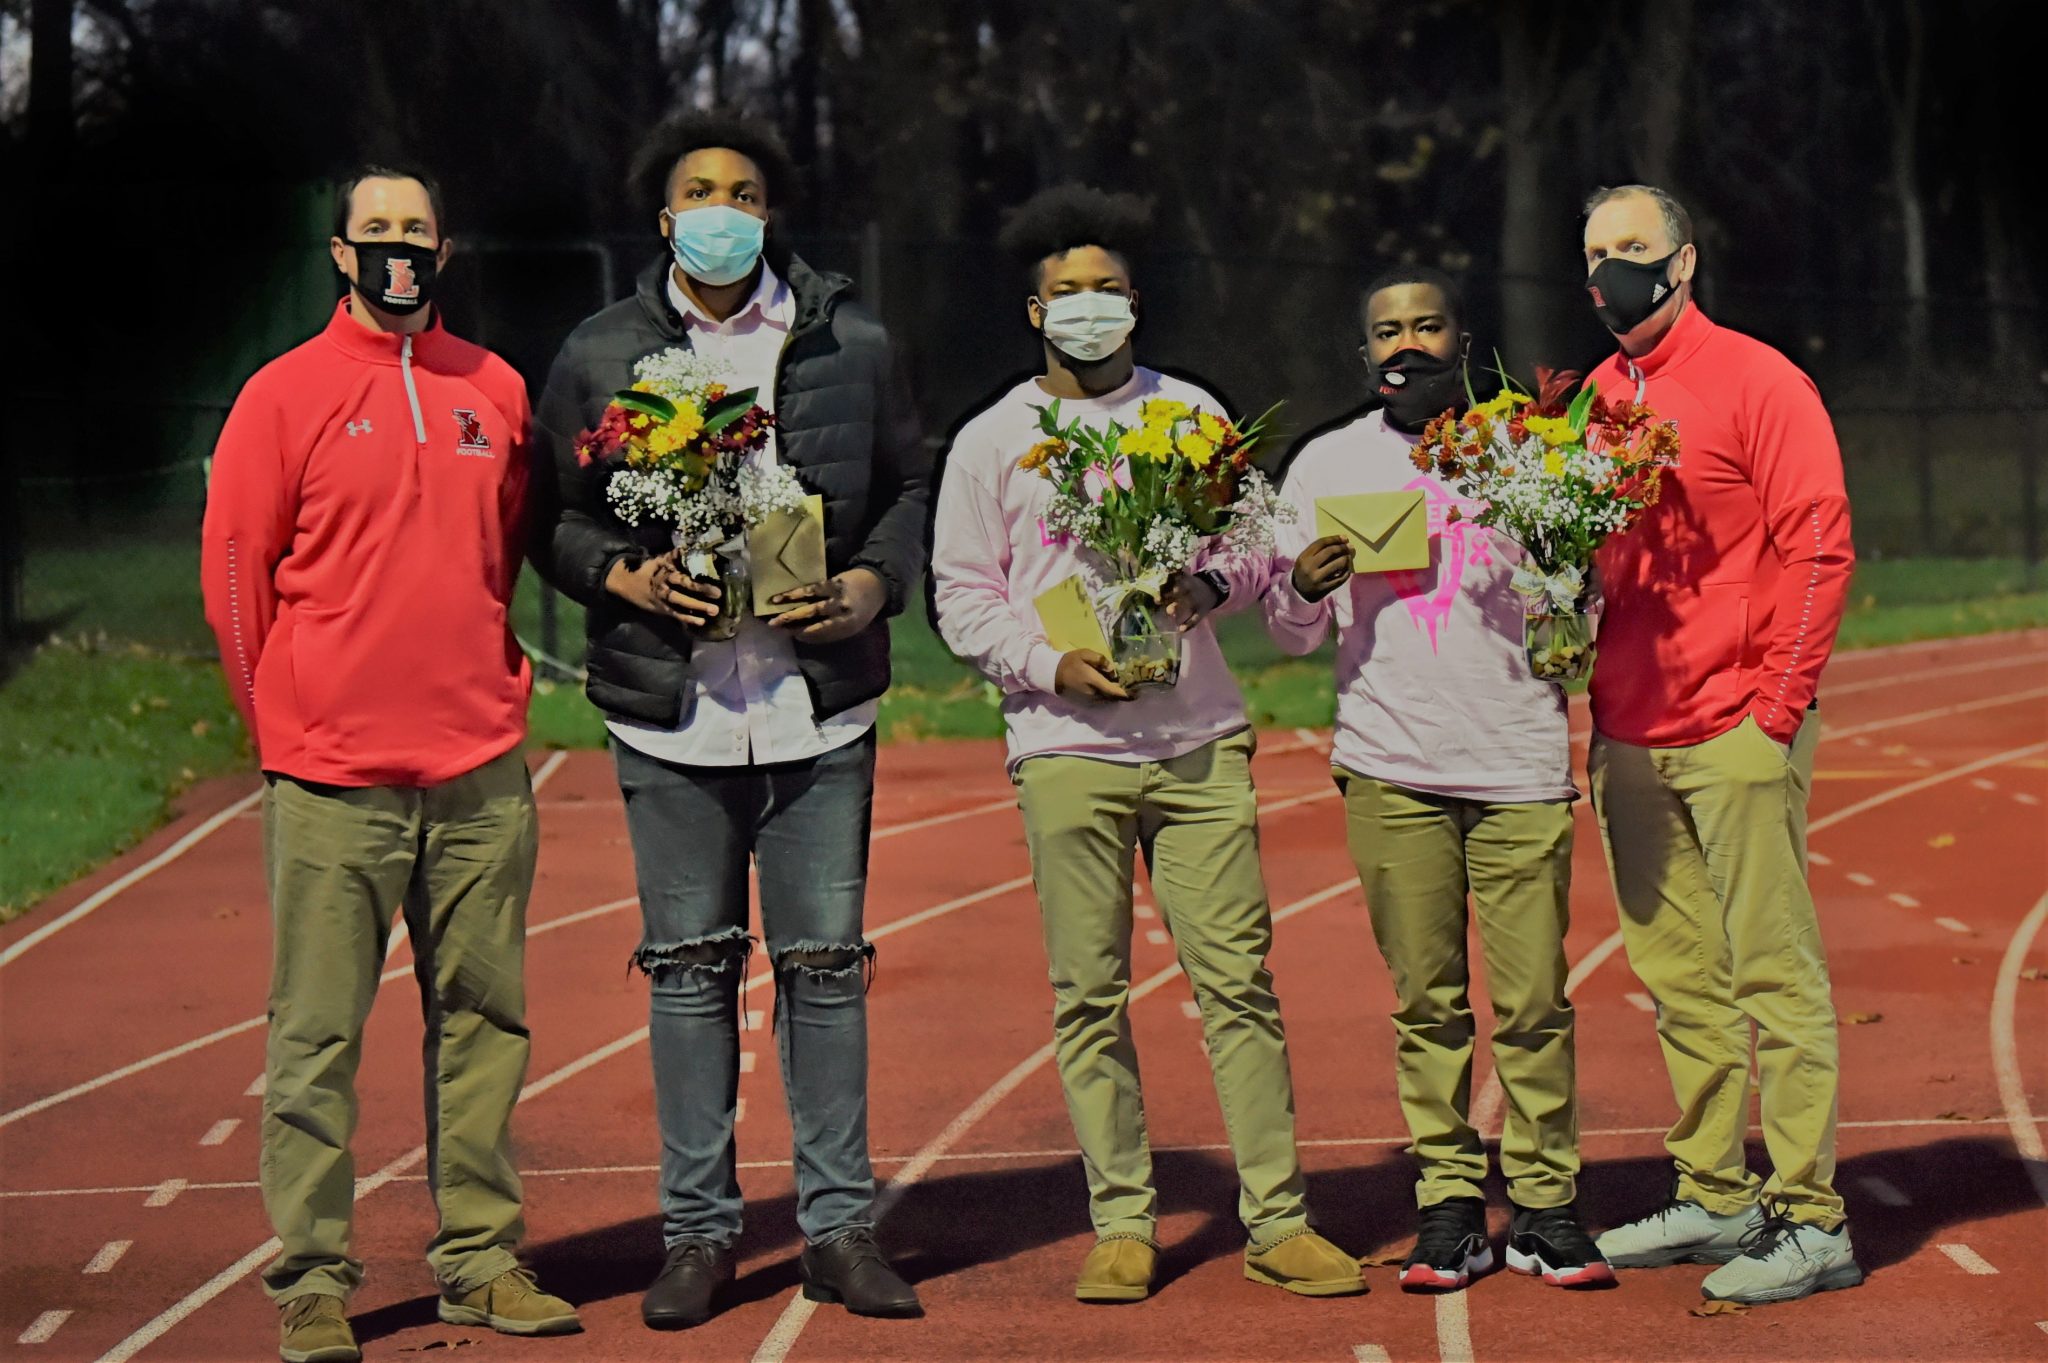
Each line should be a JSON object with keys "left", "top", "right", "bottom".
{"left": 663, "top": 204, "right": 766, "bottom": 287}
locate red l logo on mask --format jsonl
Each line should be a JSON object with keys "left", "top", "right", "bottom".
{"left": 386, "top": 258, "right": 419, "bottom": 300}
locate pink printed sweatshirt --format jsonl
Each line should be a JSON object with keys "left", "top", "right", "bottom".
{"left": 931, "top": 369, "right": 1264, "bottom": 774}
{"left": 1263, "top": 410, "right": 1575, "bottom": 803}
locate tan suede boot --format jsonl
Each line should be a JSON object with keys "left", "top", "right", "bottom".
{"left": 437, "top": 1267, "right": 582, "bottom": 1335}
{"left": 1075, "top": 1234, "right": 1159, "bottom": 1303}
{"left": 1244, "top": 1229, "right": 1367, "bottom": 1297}
{"left": 278, "top": 1295, "right": 359, "bottom": 1363}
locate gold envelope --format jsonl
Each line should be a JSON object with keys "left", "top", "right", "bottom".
{"left": 1315, "top": 490, "right": 1431, "bottom": 572}
{"left": 1033, "top": 574, "right": 1112, "bottom": 656}
{"left": 749, "top": 494, "right": 828, "bottom": 614}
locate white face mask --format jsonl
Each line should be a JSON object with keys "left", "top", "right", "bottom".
{"left": 1038, "top": 291, "right": 1136, "bottom": 363}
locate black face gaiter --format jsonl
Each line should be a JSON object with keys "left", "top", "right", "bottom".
{"left": 1586, "top": 251, "right": 1679, "bottom": 335}
{"left": 1369, "top": 346, "right": 1467, "bottom": 432}
{"left": 347, "top": 239, "right": 439, "bottom": 315}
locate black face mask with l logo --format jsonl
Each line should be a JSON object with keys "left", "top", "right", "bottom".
{"left": 1586, "top": 251, "right": 1679, "bottom": 335}
{"left": 1368, "top": 346, "right": 1467, "bottom": 432}
{"left": 347, "top": 240, "right": 439, "bottom": 315}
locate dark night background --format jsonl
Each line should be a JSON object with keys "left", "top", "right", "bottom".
{"left": 0, "top": 0, "right": 2040, "bottom": 634}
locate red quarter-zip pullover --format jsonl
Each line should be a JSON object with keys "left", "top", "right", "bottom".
{"left": 1588, "top": 305, "right": 1855, "bottom": 747}
{"left": 201, "top": 300, "right": 532, "bottom": 786}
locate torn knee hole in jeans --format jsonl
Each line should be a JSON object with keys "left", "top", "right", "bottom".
{"left": 772, "top": 939, "right": 877, "bottom": 989}
{"left": 631, "top": 928, "right": 756, "bottom": 981}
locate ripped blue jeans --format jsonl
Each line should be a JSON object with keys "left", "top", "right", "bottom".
{"left": 611, "top": 733, "right": 879, "bottom": 1248}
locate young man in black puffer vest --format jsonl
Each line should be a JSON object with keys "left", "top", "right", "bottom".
{"left": 529, "top": 111, "right": 929, "bottom": 1330}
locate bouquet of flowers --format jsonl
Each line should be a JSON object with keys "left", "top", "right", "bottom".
{"left": 1413, "top": 367, "right": 1680, "bottom": 682}
{"left": 576, "top": 348, "right": 803, "bottom": 639}
{"left": 1022, "top": 395, "right": 1290, "bottom": 686}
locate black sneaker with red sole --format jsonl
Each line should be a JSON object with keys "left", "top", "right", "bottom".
{"left": 1401, "top": 1197, "right": 1492, "bottom": 1292}
{"left": 1506, "top": 1202, "right": 1617, "bottom": 1288}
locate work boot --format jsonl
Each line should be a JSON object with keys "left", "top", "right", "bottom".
{"left": 278, "top": 1294, "right": 358, "bottom": 1363}
{"left": 437, "top": 1266, "right": 582, "bottom": 1335}
{"left": 1075, "top": 1234, "right": 1158, "bottom": 1303}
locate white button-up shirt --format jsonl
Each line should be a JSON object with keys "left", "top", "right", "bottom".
{"left": 606, "top": 264, "right": 879, "bottom": 767}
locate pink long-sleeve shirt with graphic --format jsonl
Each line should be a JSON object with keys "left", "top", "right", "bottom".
{"left": 931, "top": 369, "right": 1264, "bottom": 775}
{"left": 1263, "top": 410, "right": 1575, "bottom": 804}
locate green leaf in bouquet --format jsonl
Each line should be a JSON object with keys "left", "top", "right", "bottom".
{"left": 701, "top": 386, "right": 761, "bottom": 437}
{"left": 612, "top": 389, "right": 677, "bottom": 421}
{"left": 1566, "top": 379, "right": 1597, "bottom": 435}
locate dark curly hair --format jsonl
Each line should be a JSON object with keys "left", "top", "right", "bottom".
{"left": 630, "top": 110, "right": 799, "bottom": 212}
{"left": 1360, "top": 264, "right": 1466, "bottom": 331}
{"left": 997, "top": 184, "right": 1153, "bottom": 291}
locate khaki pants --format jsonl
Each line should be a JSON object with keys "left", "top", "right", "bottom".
{"left": 259, "top": 746, "right": 538, "bottom": 1301}
{"left": 1013, "top": 730, "right": 1311, "bottom": 1245}
{"left": 1338, "top": 772, "right": 1579, "bottom": 1209}
{"left": 1590, "top": 713, "right": 1844, "bottom": 1228}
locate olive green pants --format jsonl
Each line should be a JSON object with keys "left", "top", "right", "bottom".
{"left": 1013, "top": 731, "right": 1312, "bottom": 1245}
{"left": 1590, "top": 713, "right": 1844, "bottom": 1228}
{"left": 258, "top": 746, "right": 537, "bottom": 1301}
{"left": 1337, "top": 771, "right": 1580, "bottom": 1209}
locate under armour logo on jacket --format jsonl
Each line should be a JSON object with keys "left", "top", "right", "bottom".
{"left": 346, "top": 419, "right": 373, "bottom": 436}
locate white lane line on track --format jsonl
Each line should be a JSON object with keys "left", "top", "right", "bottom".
{"left": 1181, "top": 1001, "right": 1202, "bottom": 1019}
{"left": 1992, "top": 891, "right": 2048, "bottom": 1211}
{"left": 197, "top": 1119, "right": 238, "bottom": 1147}
{"left": 748, "top": 878, "right": 1362, "bottom": 1363}
{"left": 2016, "top": 792, "right": 2042, "bottom": 807}
{"left": 142, "top": 1179, "right": 184, "bottom": 1208}
{"left": 1354, "top": 1347, "right": 1392, "bottom": 1363}
{"left": 1936, "top": 1243, "right": 1999, "bottom": 1275}
{"left": 1624, "top": 992, "right": 1656, "bottom": 1013}
{"left": 18, "top": 1311, "right": 72, "bottom": 1345}
{"left": 0, "top": 895, "right": 641, "bottom": 1130}
{"left": 1888, "top": 892, "right": 1922, "bottom": 908}
{"left": 1808, "top": 851, "right": 1833, "bottom": 866}
{"left": 84, "top": 1240, "right": 133, "bottom": 1274}
{"left": 0, "top": 790, "right": 264, "bottom": 969}
{"left": 739, "top": 1051, "right": 756, "bottom": 1074}
{"left": 243, "top": 1074, "right": 263, "bottom": 1097}
{"left": 1847, "top": 872, "right": 1876, "bottom": 887}
{"left": 1936, "top": 918, "right": 1974, "bottom": 935}
{"left": 1857, "top": 1176, "right": 1911, "bottom": 1208}
{"left": 1808, "top": 741, "right": 2048, "bottom": 836}
{"left": 1824, "top": 651, "right": 2048, "bottom": 698}
{"left": 1821, "top": 685, "right": 2048, "bottom": 741}
{"left": 1972, "top": 778, "right": 2000, "bottom": 791}
{"left": 13, "top": 1115, "right": 2039, "bottom": 1202}
{"left": 1146, "top": 929, "right": 1171, "bottom": 946}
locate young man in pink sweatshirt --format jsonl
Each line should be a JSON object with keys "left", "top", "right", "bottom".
{"left": 1265, "top": 268, "right": 1611, "bottom": 1294}
{"left": 930, "top": 186, "right": 1361, "bottom": 1305}
{"left": 1578, "top": 185, "right": 1860, "bottom": 1306}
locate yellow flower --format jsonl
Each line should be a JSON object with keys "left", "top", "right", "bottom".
{"left": 1196, "top": 411, "right": 1231, "bottom": 442}
{"left": 1141, "top": 397, "right": 1192, "bottom": 425}
{"left": 1019, "top": 438, "right": 1067, "bottom": 472}
{"left": 1177, "top": 431, "right": 1219, "bottom": 467}
{"left": 1524, "top": 415, "right": 1574, "bottom": 447}
{"left": 1543, "top": 450, "right": 1566, "bottom": 477}
{"left": 1121, "top": 424, "right": 1173, "bottom": 461}
{"left": 1474, "top": 390, "right": 1525, "bottom": 422}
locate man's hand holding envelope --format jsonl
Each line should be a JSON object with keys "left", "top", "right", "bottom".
{"left": 1315, "top": 490, "right": 1431, "bottom": 572}
{"left": 754, "top": 494, "right": 888, "bottom": 644}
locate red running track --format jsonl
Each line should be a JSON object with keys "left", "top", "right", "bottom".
{"left": 2, "top": 630, "right": 2044, "bottom": 1363}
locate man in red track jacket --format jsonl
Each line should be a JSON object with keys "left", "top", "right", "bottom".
{"left": 201, "top": 165, "right": 578, "bottom": 1363}
{"left": 1579, "top": 185, "right": 1861, "bottom": 1308}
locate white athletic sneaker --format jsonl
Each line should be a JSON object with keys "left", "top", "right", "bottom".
{"left": 1700, "top": 1213, "right": 1863, "bottom": 1305}
{"left": 1593, "top": 1197, "right": 1764, "bottom": 1268}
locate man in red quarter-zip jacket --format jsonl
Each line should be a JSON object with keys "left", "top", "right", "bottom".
{"left": 1577, "top": 184, "right": 1861, "bottom": 1309}
{"left": 202, "top": 165, "right": 579, "bottom": 1363}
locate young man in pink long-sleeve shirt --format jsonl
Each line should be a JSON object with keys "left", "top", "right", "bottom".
{"left": 930, "top": 186, "right": 1361, "bottom": 1305}
{"left": 1579, "top": 185, "right": 1861, "bottom": 1307}
{"left": 1265, "top": 268, "right": 1612, "bottom": 1294}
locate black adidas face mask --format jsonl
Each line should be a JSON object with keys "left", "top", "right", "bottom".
{"left": 1586, "top": 251, "right": 1680, "bottom": 335}
{"left": 1368, "top": 346, "right": 1467, "bottom": 432}
{"left": 347, "top": 239, "right": 439, "bottom": 316}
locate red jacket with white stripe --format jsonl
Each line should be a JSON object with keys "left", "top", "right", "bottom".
{"left": 201, "top": 300, "right": 532, "bottom": 786}
{"left": 1588, "top": 304, "right": 1855, "bottom": 748}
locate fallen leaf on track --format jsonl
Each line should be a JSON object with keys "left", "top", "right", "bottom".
{"left": 1843, "top": 1011, "right": 1884, "bottom": 1024}
{"left": 1928, "top": 833, "right": 1956, "bottom": 848}
{"left": 1691, "top": 1300, "right": 1750, "bottom": 1317}
{"left": 1952, "top": 956, "right": 1978, "bottom": 965}
{"left": 1360, "top": 1251, "right": 1408, "bottom": 1267}
{"left": 2023, "top": 968, "right": 2045, "bottom": 982}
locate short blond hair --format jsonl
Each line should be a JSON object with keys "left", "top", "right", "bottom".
{"left": 1583, "top": 184, "right": 1693, "bottom": 248}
